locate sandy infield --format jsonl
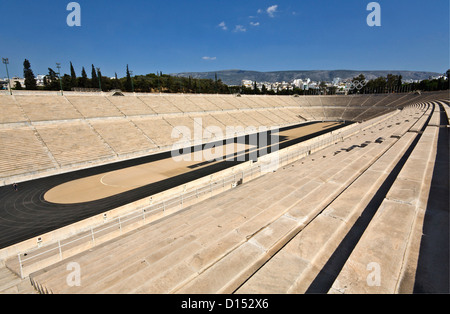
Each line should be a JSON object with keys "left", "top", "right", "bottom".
{"left": 44, "top": 122, "right": 341, "bottom": 204}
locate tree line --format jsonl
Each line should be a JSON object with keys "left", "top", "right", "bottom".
{"left": 10, "top": 59, "right": 450, "bottom": 95}
{"left": 347, "top": 72, "right": 450, "bottom": 95}
{"left": 14, "top": 59, "right": 234, "bottom": 94}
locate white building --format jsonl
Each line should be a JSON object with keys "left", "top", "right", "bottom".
{"left": 3, "top": 77, "right": 25, "bottom": 89}
{"left": 0, "top": 79, "right": 8, "bottom": 90}
{"left": 332, "top": 77, "right": 342, "bottom": 86}
{"left": 292, "top": 78, "right": 310, "bottom": 90}
{"left": 36, "top": 75, "right": 46, "bottom": 87}
{"left": 292, "top": 79, "right": 303, "bottom": 88}
{"left": 241, "top": 80, "right": 253, "bottom": 88}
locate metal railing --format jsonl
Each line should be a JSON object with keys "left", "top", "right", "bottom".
{"left": 14, "top": 112, "right": 403, "bottom": 278}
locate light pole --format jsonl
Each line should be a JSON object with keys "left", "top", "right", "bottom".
{"left": 96, "top": 67, "right": 102, "bottom": 91}
{"left": 2, "top": 58, "right": 12, "bottom": 95}
{"left": 56, "top": 63, "right": 63, "bottom": 95}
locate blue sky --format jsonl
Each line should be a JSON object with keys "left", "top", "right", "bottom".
{"left": 0, "top": 0, "right": 448, "bottom": 78}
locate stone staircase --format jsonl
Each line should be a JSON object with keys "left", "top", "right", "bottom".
{"left": 0, "top": 265, "right": 37, "bottom": 294}
{"left": 25, "top": 101, "right": 446, "bottom": 294}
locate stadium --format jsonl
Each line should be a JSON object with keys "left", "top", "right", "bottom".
{"left": 0, "top": 90, "right": 448, "bottom": 294}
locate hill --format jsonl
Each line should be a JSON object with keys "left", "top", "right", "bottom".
{"left": 171, "top": 69, "right": 442, "bottom": 86}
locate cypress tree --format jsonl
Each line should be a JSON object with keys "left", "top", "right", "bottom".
{"left": 125, "top": 64, "right": 132, "bottom": 92}
{"left": 23, "top": 59, "right": 37, "bottom": 90}
{"left": 91, "top": 64, "right": 97, "bottom": 88}
{"left": 166, "top": 75, "right": 174, "bottom": 92}
{"left": 70, "top": 62, "right": 77, "bottom": 88}
{"left": 79, "top": 67, "right": 88, "bottom": 88}
{"left": 111, "top": 72, "right": 120, "bottom": 90}
{"left": 97, "top": 68, "right": 102, "bottom": 91}
{"left": 188, "top": 76, "right": 192, "bottom": 92}
{"left": 214, "top": 73, "right": 218, "bottom": 93}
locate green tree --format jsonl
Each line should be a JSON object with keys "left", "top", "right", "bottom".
{"left": 124, "top": 64, "right": 132, "bottom": 92}
{"left": 319, "top": 81, "right": 327, "bottom": 94}
{"left": 253, "top": 81, "right": 260, "bottom": 94}
{"left": 261, "top": 84, "right": 268, "bottom": 94}
{"left": 165, "top": 75, "right": 174, "bottom": 92}
{"left": 91, "top": 64, "right": 97, "bottom": 88}
{"left": 14, "top": 81, "right": 23, "bottom": 90}
{"left": 79, "top": 67, "right": 88, "bottom": 88}
{"left": 23, "top": 59, "right": 37, "bottom": 90}
{"left": 214, "top": 73, "right": 218, "bottom": 93}
{"left": 192, "top": 79, "right": 198, "bottom": 93}
{"left": 188, "top": 76, "right": 193, "bottom": 92}
{"left": 397, "top": 75, "right": 403, "bottom": 91}
{"left": 111, "top": 72, "right": 121, "bottom": 90}
{"left": 97, "top": 68, "right": 103, "bottom": 91}
{"left": 373, "top": 76, "right": 387, "bottom": 93}
{"left": 61, "top": 74, "right": 73, "bottom": 91}
{"left": 70, "top": 62, "right": 77, "bottom": 88}
{"left": 328, "top": 86, "right": 337, "bottom": 95}
{"left": 386, "top": 74, "right": 401, "bottom": 92}
{"left": 44, "top": 68, "right": 59, "bottom": 90}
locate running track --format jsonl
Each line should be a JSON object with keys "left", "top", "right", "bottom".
{"left": 0, "top": 122, "right": 350, "bottom": 249}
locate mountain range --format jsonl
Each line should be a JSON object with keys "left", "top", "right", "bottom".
{"left": 171, "top": 69, "right": 443, "bottom": 86}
